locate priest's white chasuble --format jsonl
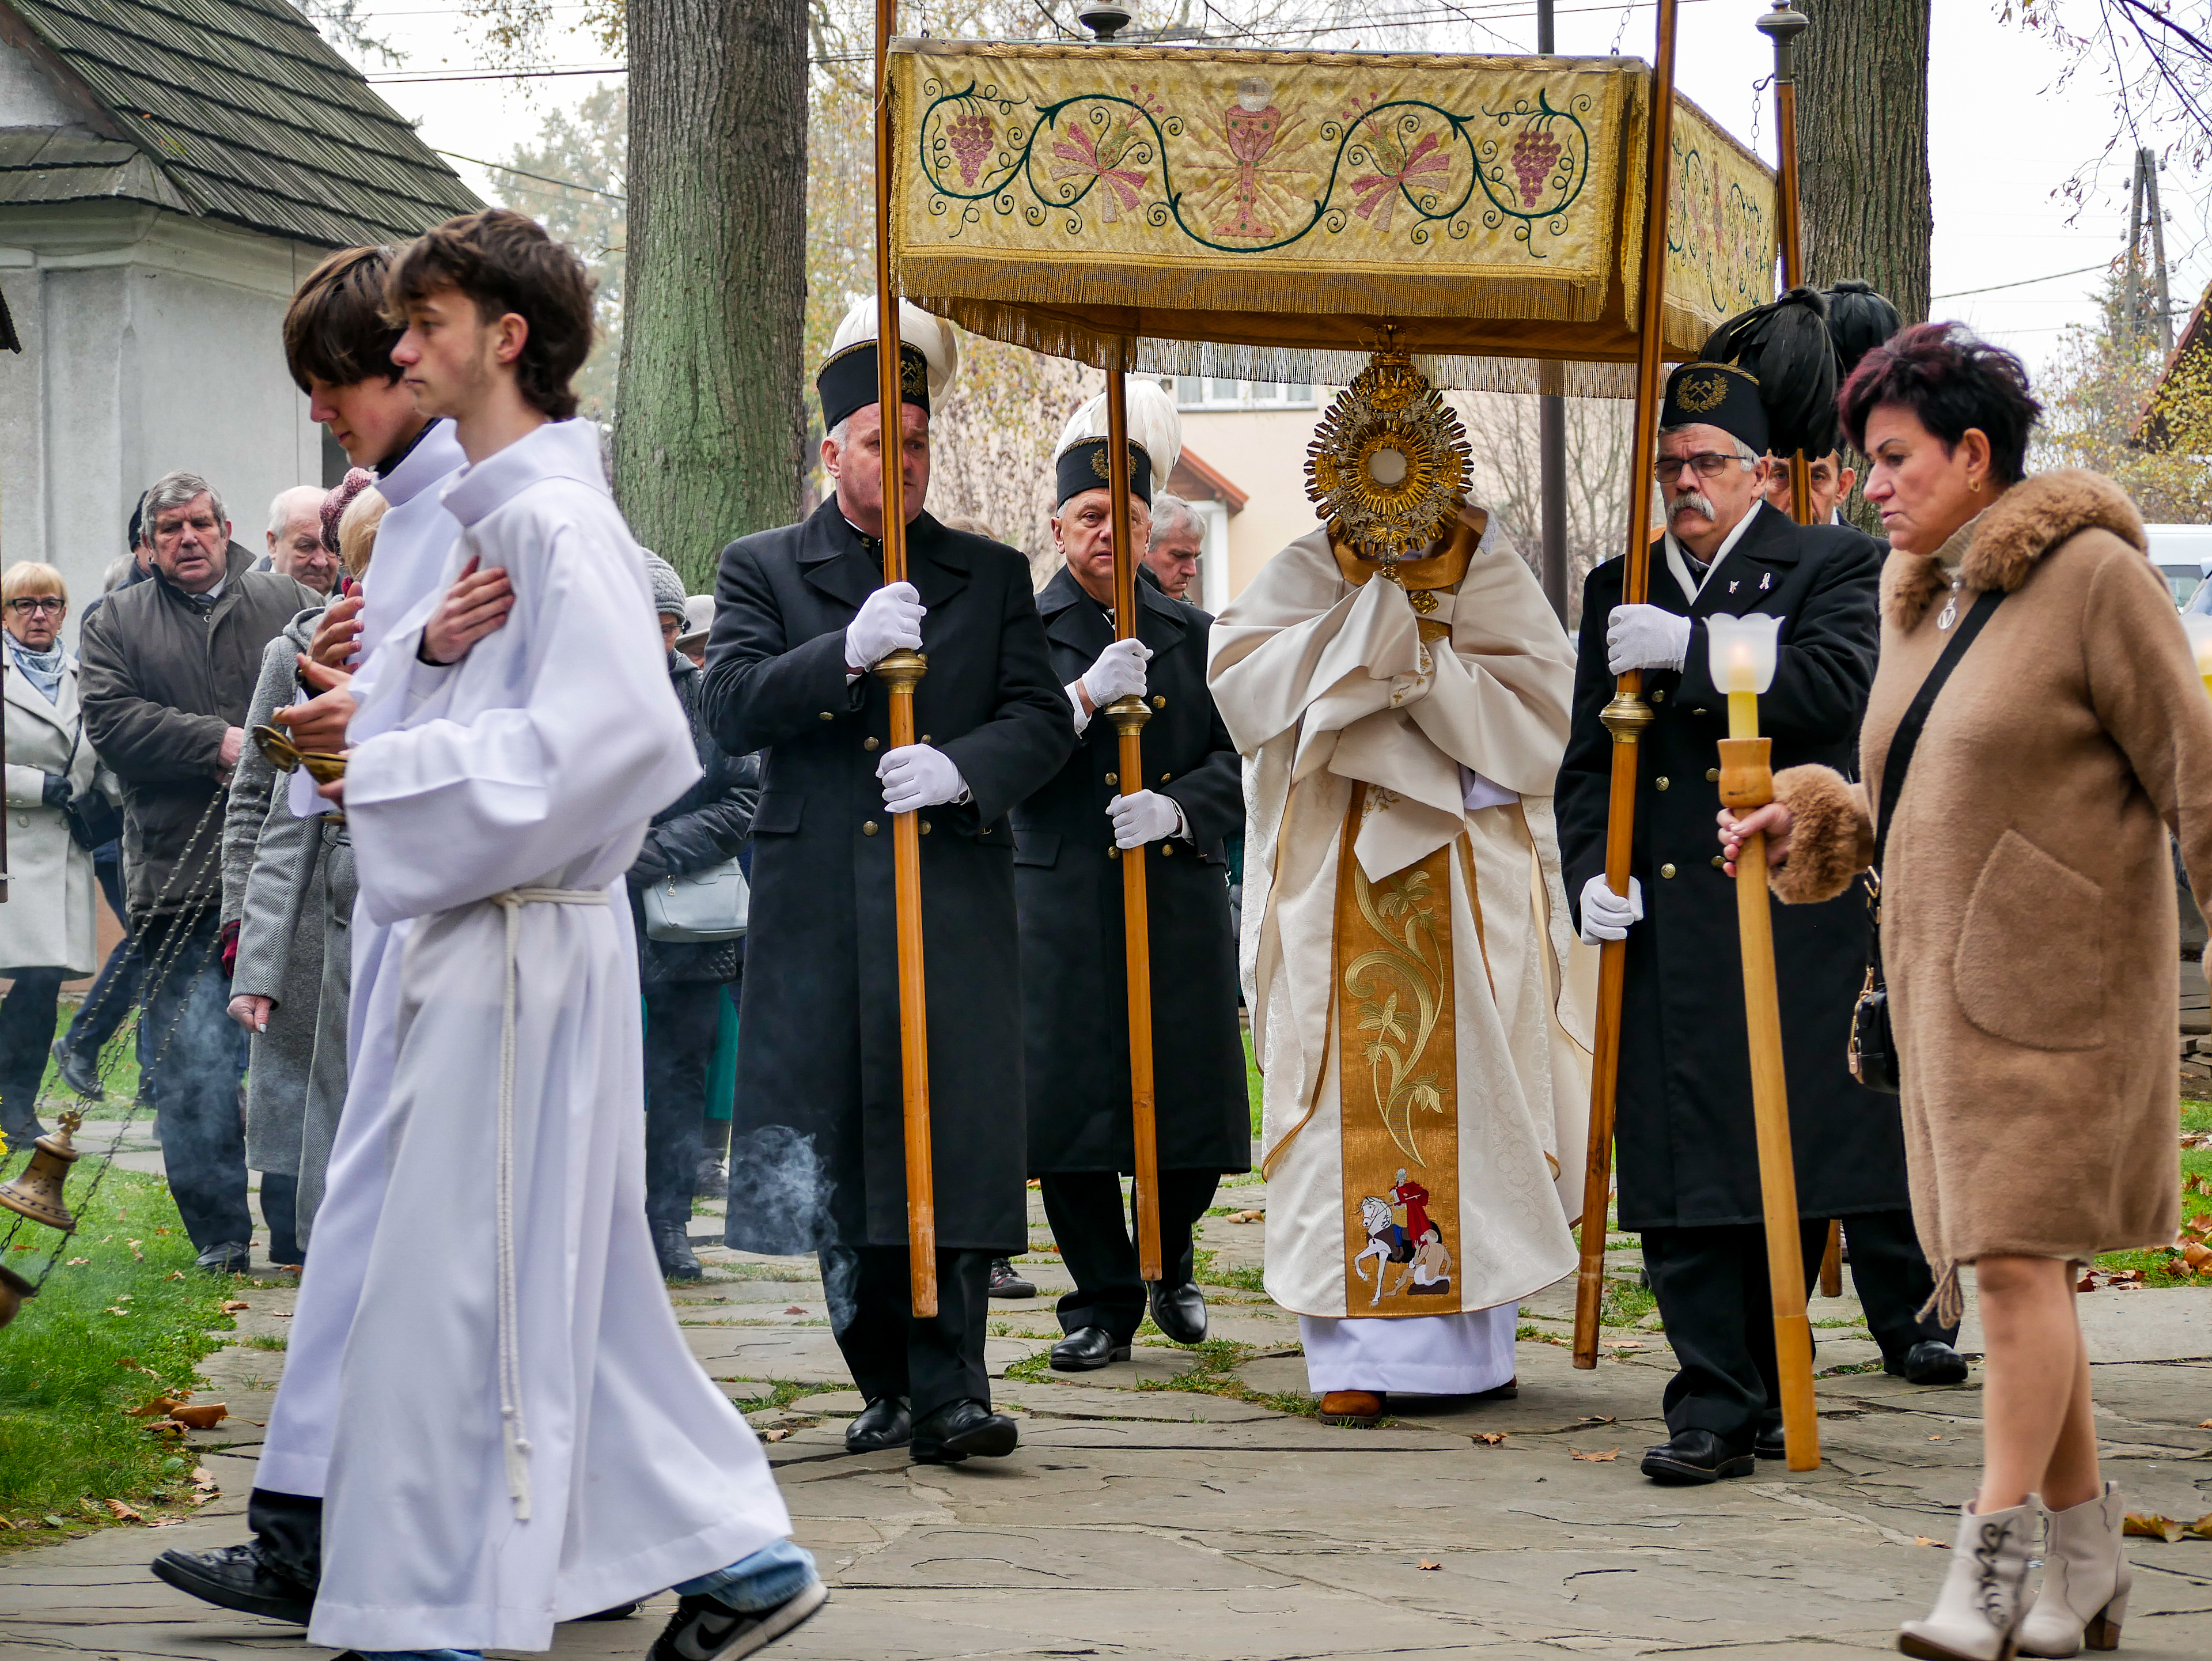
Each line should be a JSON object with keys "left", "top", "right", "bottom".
{"left": 1209, "top": 514, "right": 1596, "bottom": 1352}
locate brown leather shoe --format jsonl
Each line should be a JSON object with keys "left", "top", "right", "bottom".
{"left": 1317, "top": 1390, "right": 1384, "bottom": 1427}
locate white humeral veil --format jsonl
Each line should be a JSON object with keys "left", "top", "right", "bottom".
{"left": 1208, "top": 519, "right": 1597, "bottom": 1393}
{"left": 298, "top": 421, "right": 791, "bottom": 1653}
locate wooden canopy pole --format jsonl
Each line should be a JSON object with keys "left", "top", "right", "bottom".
{"left": 873, "top": 0, "right": 936, "bottom": 1317}
{"left": 1104, "top": 353, "right": 1163, "bottom": 1282}
{"left": 1572, "top": 0, "right": 1681, "bottom": 1371}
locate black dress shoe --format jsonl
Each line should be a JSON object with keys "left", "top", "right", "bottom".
{"left": 52, "top": 1038, "right": 102, "bottom": 1102}
{"left": 912, "top": 1398, "right": 1020, "bottom": 1464}
{"left": 194, "top": 1242, "right": 251, "bottom": 1276}
{"left": 987, "top": 1257, "right": 1036, "bottom": 1299}
{"left": 1754, "top": 1421, "right": 1786, "bottom": 1461}
{"left": 1049, "top": 1326, "right": 1131, "bottom": 1371}
{"left": 1146, "top": 1279, "right": 1207, "bottom": 1345}
{"left": 150, "top": 1542, "right": 315, "bottom": 1623}
{"left": 844, "top": 1395, "right": 912, "bottom": 1454}
{"left": 1639, "top": 1428, "right": 1755, "bottom": 1485}
{"left": 653, "top": 1221, "right": 702, "bottom": 1282}
{"left": 1893, "top": 1339, "right": 1969, "bottom": 1386}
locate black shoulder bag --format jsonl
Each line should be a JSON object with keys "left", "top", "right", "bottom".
{"left": 55, "top": 719, "right": 122, "bottom": 853}
{"left": 1849, "top": 586, "right": 2005, "bottom": 1093}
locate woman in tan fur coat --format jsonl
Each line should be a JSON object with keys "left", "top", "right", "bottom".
{"left": 1722, "top": 324, "right": 2212, "bottom": 1661}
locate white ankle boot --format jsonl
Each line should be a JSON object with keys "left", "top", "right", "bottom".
{"left": 2018, "top": 1483, "right": 2130, "bottom": 1657}
{"left": 1898, "top": 1499, "right": 2039, "bottom": 1661}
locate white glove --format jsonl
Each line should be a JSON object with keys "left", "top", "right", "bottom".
{"left": 846, "top": 581, "right": 925, "bottom": 671}
{"left": 1108, "top": 789, "right": 1184, "bottom": 849}
{"left": 1578, "top": 874, "right": 1643, "bottom": 944}
{"left": 878, "top": 743, "right": 967, "bottom": 814}
{"left": 1605, "top": 604, "right": 1692, "bottom": 676}
{"left": 1080, "top": 637, "right": 1152, "bottom": 707}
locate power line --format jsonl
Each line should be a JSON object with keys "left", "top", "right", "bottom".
{"left": 435, "top": 147, "right": 625, "bottom": 202}
{"left": 1932, "top": 262, "right": 2114, "bottom": 300}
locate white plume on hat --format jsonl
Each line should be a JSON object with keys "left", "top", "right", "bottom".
{"left": 830, "top": 295, "right": 960, "bottom": 403}
{"left": 1052, "top": 379, "right": 1183, "bottom": 482}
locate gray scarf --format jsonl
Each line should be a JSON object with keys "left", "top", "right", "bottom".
{"left": 7, "top": 637, "right": 65, "bottom": 703}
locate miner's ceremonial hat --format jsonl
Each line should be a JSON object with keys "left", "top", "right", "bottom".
{"left": 1692, "top": 285, "right": 1840, "bottom": 459}
{"left": 1661, "top": 361, "right": 1770, "bottom": 456}
{"left": 1052, "top": 379, "right": 1182, "bottom": 509}
{"left": 816, "top": 295, "right": 960, "bottom": 434}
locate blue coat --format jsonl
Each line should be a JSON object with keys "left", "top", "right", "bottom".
{"left": 703, "top": 501, "right": 1075, "bottom": 1253}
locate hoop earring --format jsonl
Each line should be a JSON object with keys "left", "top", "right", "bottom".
{"left": 1968, "top": 478, "right": 1981, "bottom": 493}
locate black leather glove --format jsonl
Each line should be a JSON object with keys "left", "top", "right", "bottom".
{"left": 40, "top": 772, "right": 70, "bottom": 809}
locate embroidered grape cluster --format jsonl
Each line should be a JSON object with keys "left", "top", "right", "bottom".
{"left": 1510, "top": 124, "right": 1563, "bottom": 207}
{"left": 948, "top": 110, "right": 995, "bottom": 187}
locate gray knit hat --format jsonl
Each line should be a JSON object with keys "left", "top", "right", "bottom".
{"left": 641, "top": 550, "right": 686, "bottom": 620}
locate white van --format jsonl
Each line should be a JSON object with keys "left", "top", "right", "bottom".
{"left": 2146, "top": 524, "right": 2212, "bottom": 609}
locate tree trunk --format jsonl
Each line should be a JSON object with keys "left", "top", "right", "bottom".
{"left": 1794, "top": 0, "right": 1931, "bottom": 326}
{"left": 617, "top": 0, "right": 807, "bottom": 589}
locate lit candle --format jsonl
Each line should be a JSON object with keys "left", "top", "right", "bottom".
{"left": 1706, "top": 614, "right": 1783, "bottom": 742}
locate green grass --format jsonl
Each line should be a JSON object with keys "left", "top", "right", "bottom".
{"left": 0, "top": 1167, "right": 236, "bottom": 1541}
{"left": 1191, "top": 1247, "right": 1266, "bottom": 1295}
{"left": 1243, "top": 1026, "right": 1262, "bottom": 1137}
{"left": 1597, "top": 1276, "right": 1658, "bottom": 1329}
{"left": 2090, "top": 1099, "right": 2212, "bottom": 1286}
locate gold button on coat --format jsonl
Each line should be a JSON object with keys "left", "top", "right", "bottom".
{"left": 1652, "top": 689, "right": 1665, "bottom": 703}
{"left": 864, "top": 736, "right": 879, "bottom": 751}
{"left": 1107, "top": 845, "right": 1120, "bottom": 860}
{"left": 862, "top": 820, "right": 879, "bottom": 836}
{"left": 1706, "top": 767, "right": 1719, "bottom": 782}
{"left": 817, "top": 711, "right": 834, "bottom": 721}
{"left": 921, "top": 821, "right": 931, "bottom": 835}
{"left": 1152, "top": 695, "right": 1167, "bottom": 710}
{"left": 1660, "top": 862, "right": 1676, "bottom": 879}
{"left": 1655, "top": 777, "right": 1670, "bottom": 791}
{"left": 1161, "top": 844, "right": 1173, "bottom": 857}
{"left": 1104, "top": 771, "right": 1118, "bottom": 787}
{"left": 1711, "top": 855, "right": 1725, "bottom": 869}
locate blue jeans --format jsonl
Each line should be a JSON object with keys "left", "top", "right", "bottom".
{"left": 356, "top": 1539, "right": 819, "bottom": 1661}
{"left": 139, "top": 910, "right": 249, "bottom": 1251}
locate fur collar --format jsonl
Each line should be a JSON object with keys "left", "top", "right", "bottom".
{"left": 1882, "top": 468, "right": 2147, "bottom": 630}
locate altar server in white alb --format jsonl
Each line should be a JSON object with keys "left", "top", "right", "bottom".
{"left": 1207, "top": 353, "right": 1594, "bottom": 1428}
{"left": 272, "top": 211, "right": 815, "bottom": 1660}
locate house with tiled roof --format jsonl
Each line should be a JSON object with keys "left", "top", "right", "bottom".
{"left": 0, "top": 0, "right": 482, "bottom": 608}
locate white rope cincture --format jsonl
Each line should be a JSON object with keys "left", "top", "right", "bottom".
{"left": 489, "top": 884, "right": 607, "bottom": 1520}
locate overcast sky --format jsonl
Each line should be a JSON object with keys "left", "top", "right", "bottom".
{"left": 336, "top": 0, "right": 2206, "bottom": 376}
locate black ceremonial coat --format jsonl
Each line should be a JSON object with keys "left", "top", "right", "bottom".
{"left": 704, "top": 500, "right": 1075, "bottom": 1254}
{"left": 1554, "top": 501, "right": 1908, "bottom": 1229}
{"left": 1013, "top": 567, "right": 1251, "bottom": 1176}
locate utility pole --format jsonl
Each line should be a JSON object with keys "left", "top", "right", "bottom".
{"left": 2126, "top": 146, "right": 2173, "bottom": 354}
{"left": 1537, "top": 0, "right": 1569, "bottom": 625}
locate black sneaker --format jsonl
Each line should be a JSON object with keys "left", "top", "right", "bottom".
{"left": 150, "top": 1542, "right": 314, "bottom": 1623}
{"left": 51, "top": 1039, "right": 103, "bottom": 1102}
{"left": 195, "top": 1242, "right": 251, "bottom": 1276}
{"left": 646, "top": 1577, "right": 827, "bottom": 1660}
{"left": 986, "top": 1258, "right": 1036, "bottom": 1299}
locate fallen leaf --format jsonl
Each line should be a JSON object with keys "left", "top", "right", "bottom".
{"left": 66, "top": 1258, "right": 87, "bottom": 1267}
{"left": 104, "top": 1306, "right": 130, "bottom": 1317}
{"left": 762, "top": 1427, "right": 790, "bottom": 1443}
{"left": 190, "top": 1466, "right": 215, "bottom": 1488}
{"left": 2198, "top": 1418, "right": 2212, "bottom": 1429}
{"left": 2184, "top": 1242, "right": 2212, "bottom": 1274}
{"left": 105, "top": 1499, "right": 143, "bottom": 1523}
{"left": 1474, "top": 1432, "right": 1506, "bottom": 1446}
{"left": 1229, "top": 1209, "right": 1265, "bottom": 1224}
{"left": 1416, "top": 1558, "right": 1442, "bottom": 1571}
{"left": 125, "top": 1395, "right": 184, "bottom": 1419}
{"left": 218, "top": 1300, "right": 249, "bottom": 1313}
{"left": 1913, "top": 1535, "right": 1949, "bottom": 1549}
{"left": 41, "top": 1515, "right": 64, "bottom": 1530}
{"left": 2125, "top": 1512, "right": 2186, "bottom": 1542}
{"left": 113, "top": 1357, "right": 142, "bottom": 1371}
{"left": 1605, "top": 1341, "right": 1644, "bottom": 1351}
{"left": 164, "top": 1270, "right": 183, "bottom": 1282}
{"left": 2189, "top": 1514, "right": 2212, "bottom": 1541}
{"left": 170, "top": 1404, "right": 226, "bottom": 1430}
{"left": 126, "top": 1240, "right": 143, "bottom": 1260}
{"left": 1570, "top": 1447, "right": 1621, "bottom": 1462}
{"left": 146, "top": 1518, "right": 184, "bottom": 1528}
{"left": 783, "top": 1306, "right": 806, "bottom": 1315}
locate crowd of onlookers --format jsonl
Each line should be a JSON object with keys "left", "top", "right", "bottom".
{"left": 0, "top": 461, "right": 1211, "bottom": 1281}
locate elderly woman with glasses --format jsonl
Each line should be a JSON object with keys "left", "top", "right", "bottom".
{"left": 0, "top": 563, "right": 118, "bottom": 1148}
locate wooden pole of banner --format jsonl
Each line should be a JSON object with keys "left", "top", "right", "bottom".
{"left": 1104, "top": 350, "right": 1163, "bottom": 1283}
{"left": 1573, "top": 0, "right": 1681, "bottom": 1372}
{"left": 873, "top": 0, "right": 936, "bottom": 1317}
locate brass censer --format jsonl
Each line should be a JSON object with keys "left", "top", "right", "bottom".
{"left": 251, "top": 724, "right": 346, "bottom": 785}
{"left": 0, "top": 1108, "right": 84, "bottom": 1233}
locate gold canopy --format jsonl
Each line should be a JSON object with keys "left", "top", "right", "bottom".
{"left": 889, "top": 41, "right": 1775, "bottom": 386}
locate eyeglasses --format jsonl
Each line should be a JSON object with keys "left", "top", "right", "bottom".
{"left": 5, "top": 597, "right": 64, "bottom": 615}
{"left": 1653, "top": 453, "right": 1743, "bottom": 483}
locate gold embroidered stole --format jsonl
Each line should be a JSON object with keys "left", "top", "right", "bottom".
{"left": 1335, "top": 785, "right": 1464, "bottom": 1316}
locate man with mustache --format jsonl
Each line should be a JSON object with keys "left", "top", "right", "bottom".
{"left": 1555, "top": 358, "right": 1903, "bottom": 1486}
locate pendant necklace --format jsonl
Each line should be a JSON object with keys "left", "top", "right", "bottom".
{"left": 1937, "top": 574, "right": 1961, "bottom": 632}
